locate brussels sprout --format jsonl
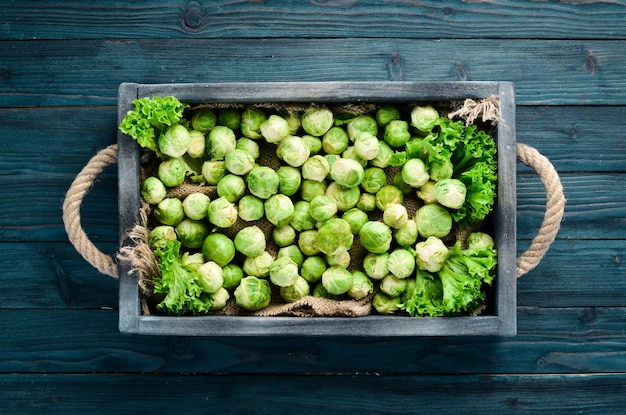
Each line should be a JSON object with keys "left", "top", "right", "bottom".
{"left": 300, "top": 179, "right": 328, "bottom": 202}
{"left": 154, "top": 198, "right": 185, "bottom": 226}
{"left": 264, "top": 194, "right": 295, "bottom": 227}
{"left": 222, "top": 263, "right": 244, "bottom": 289}
{"left": 317, "top": 218, "right": 354, "bottom": 256}
{"left": 235, "top": 137, "right": 260, "bottom": 161}
{"left": 234, "top": 276, "right": 271, "bottom": 311}
{"left": 434, "top": 178, "right": 467, "bottom": 209}
{"left": 383, "top": 120, "right": 411, "bottom": 147}
{"left": 277, "top": 166, "right": 302, "bottom": 197}
{"left": 217, "top": 174, "right": 246, "bottom": 203}
{"left": 290, "top": 200, "right": 316, "bottom": 232}
{"left": 206, "top": 126, "right": 237, "bottom": 161}
{"left": 281, "top": 109, "right": 302, "bottom": 135}
{"left": 148, "top": 225, "right": 177, "bottom": 250}
{"left": 356, "top": 192, "right": 377, "bottom": 212}
{"left": 415, "top": 204, "right": 453, "bottom": 238}
{"left": 467, "top": 232, "right": 495, "bottom": 250}
{"left": 312, "top": 282, "right": 340, "bottom": 300}
{"left": 280, "top": 276, "right": 310, "bottom": 303}
{"left": 201, "top": 160, "right": 226, "bottom": 185}
{"left": 329, "top": 158, "right": 365, "bottom": 190}
{"left": 260, "top": 114, "right": 291, "bottom": 144}
{"left": 187, "top": 130, "right": 206, "bottom": 158}
{"left": 202, "top": 232, "right": 236, "bottom": 267}
{"left": 410, "top": 105, "right": 439, "bottom": 133}
{"left": 322, "top": 266, "right": 354, "bottom": 295}
{"left": 322, "top": 126, "right": 349, "bottom": 155}
{"left": 361, "top": 167, "right": 387, "bottom": 194}
{"left": 301, "top": 155, "right": 330, "bottom": 182}
{"left": 363, "top": 252, "right": 390, "bottom": 280}
{"left": 301, "top": 255, "right": 327, "bottom": 283}
{"left": 401, "top": 158, "right": 430, "bottom": 188}
{"left": 341, "top": 208, "right": 369, "bottom": 234}
{"left": 301, "top": 105, "right": 334, "bottom": 137}
{"left": 277, "top": 244, "right": 305, "bottom": 267}
{"left": 243, "top": 251, "right": 274, "bottom": 278}
{"left": 346, "top": 114, "right": 378, "bottom": 141}
{"left": 380, "top": 274, "right": 408, "bottom": 297}
{"left": 181, "top": 252, "right": 205, "bottom": 272}
{"left": 391, "top": 172, "right": 413, "bottom": 195}
{"left": 341, "top": 146, "right": 367, "bottom": 167}
{"left": 302, "top": 134, "right": 323, "bottom": 155}
{"left": 209, "top": 287, "right": 230, "bottom": 311}
{"left": 197, "top": 261, "right": 224, "bottom": 294}
{"left": 415, "top": 236, "right": 449, "bottom": 272}
{"left": 375, "top": 105, "right": 401, "bottom": 127}
{"left": 383, "top": 203, "right": 409, "bottom": 229}
{"left": 224, "top": 149, "right": 254, "bottom": 176}
{"left": 324, "top": 154, "right": 340, "bottom": 168}
{"left": 429, "top": 157, "right": 454, "bottom": 182}
{"left": 298, "top": 229, "right": 321, "bottom": 256}
{"left": 309, "top": 195, "right": 338, "bottom": 223}
{"left": 175, "top": 218, "right": 209, "bottom": 249}
{"left": 277, "top": 135, "right": 310, "bottom": 167}
{"left": 269, "top": 256, "right": 300, "bottom": 287}
{"left": 247, "top": 166, "right": 280, "bottom": 199}
{"left": 359, "top": 221, "right": 392, "bottom": 254}
{"left": 325, "top": 182, "right": 360, "bottom": 211}
{"left": 348, "top": 271, "right": 374, "bottom": 300}
{"left": 240, "top": 108, "right": 266, "bottom": 139}
{"left": 375, "top": 185, "right": 404, "bottom": 211}
{"left": 370, "top": 141, "right": 393, "bottom": 168}
{"left": 394, "top": 219, "right": 418, "bottom": 247}
{"left": 158, "top": 158, "right": 187, "bottom": 187}
{"left": 354, "top": 132, "right": 380, "bottom": 160}
{"left": 372, "top": 291, "right": 402, "bottom": 314}
{"left": 238, "top": 195, "right": 265, "bottom": 222}
{"left": 190, "top": 108, "right": 217, "bottom": 133}
{"left": 417, "top": 181, "right": 438, "bottom": 204}
{"left": 158, "top": 124, "right": 192, "bottom": 158}
{"left": 325, "top": 247, "right": 351, "bottom": 268}
{"left": 218, "top": 108, "right": 241, "bottom": 130}
{"left": 273, "top": 225, "right": 297, "bottom": 248}
{"left": 207, "top": 196, "right": 238, "bottom": 228}
{"left": 387, "top": 248, "right": 416, "bottom": 279}
{"left": 141, "top": 176, "right": 167, "bottom": 204}
{"left": 234, "top": 225, "right": 266, "bottom": 257}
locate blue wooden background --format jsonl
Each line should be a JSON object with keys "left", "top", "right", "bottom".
{"left": 1, "top": 1, "right": 625, "bottom": 413}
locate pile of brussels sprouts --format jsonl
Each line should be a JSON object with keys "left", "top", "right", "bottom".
{"left": 120, "top": 96, "right": 498, "bottom": 316}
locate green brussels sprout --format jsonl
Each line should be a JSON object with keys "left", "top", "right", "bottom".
{"left": 280, "top": 276, "right": 310, "bottom": 303}
{"left": 434, "top": 178, "right": 467, "bottom": 209}
{"left": 370, "top": 141, "right": 393, "bottom": 168}
{"left": 387, "top": 248, "right": 416, "bottom": 279}
{"left": 346, "top": 114, "right": 378, "bottom": 141}
{"left": 187, "top": 130, "right": 206, "bottom": 158}
{"left": 341, "top": 208, "right": 369, "bottom": 234}
{"left": 356, "top": 193, "right": 377, "bottom": 212}
{"left": 302, "top": 134, "right": 323, "bottom": 155}
{"left": 361, "top": 167, "right": 387, "bottom": 194}
{"left": 158, "top": 158, "right": 187, "bottom": 187}
{"left": 224, "top": 149, "right": 255, "bottom": 176}
{"left": 264, "top": 194, "right": 295, "bottom": 227}
{"left": 190, "top": 108, "right": 217, "bottom": 133}
{"left": 324, "top": 153, "right": 341, "bottom": 168}
{"left": 300, "top": 179, "right": 327, "bottom": 202}
{"left": 372, "top": 291, "right": 402, "bottom": 314}
{"left": 243, "top": 251, "right": 274, "bottom": 278}
{"left": 410, "top": 105, "right": 439, "bottom": 133}
{"left": 359, "top": 221, "right": 392, "bottom": 254}
{"left": 375, "top": 185, "right": 404, "bottom": 211}
{"left": 298, "top": 229, "right": 321, "bottom": 256}
{"left": 148, "top": 225, "right": 177, "bottom": 250}
{"left": 281, "top": 109, "right": 302, "bottom": 135}
{"left": 383, "top": 203, "right": 409, "bottom": 229}
{"left": 380, "top": 274, "right": 408, "bottom": 297}
{"left": 269, "top": 256, "right": 300, "bottom": 287}
{"left": 325, "top": 247, "right": 351, "bottom": 268}
{"left": 325, "top": 182, "right": 360, "bottom": 211}
{"left": 209, "top": 287, "right": 230, "bottom": 311}
{"left": 238, "top": 195, "right": 265, "bottom": 222}
{"left": 277, "top": 244, "right": 305, "bottom": 267}
{"left": 175, "top": 218, "right": 209, "bottom": 249}
{"left": 158, "top": 124, "right": 192, "bottom": 158}
{"left": 392, "top": 171, "right": 413, "bottom": 195}
{"left": 290, "top": 200, "right": 316, "bottom": 232}
{"left": 363, "top": 252, "right": 390, "bottom": 280}
{"left": 247, "top": 166, "right": 280, "bottom": 199}
{"left": 301, "top": 105, "right": 334, "bottom": 137}
{"left": 217, "top": 174, "right": 246, "bottom": 203}
{"left": 329, "top": 157, "right": 365, "bottom": 189}
{"left": 260, "top": 114, "right": 290, "bottom": 143}
{"left": 348, "top": 271, "right": 374, "bottom": 300}
{"left": 415, "top": 204, "right": 453, "bottom": 238}
{"left": 141, "top": 176, "right": 167, "bottom": 204}
{"left": 277, "top": 135, "right": 310, "bottom": 167}
{"left": 354, "top": 132, "right": 380, "bottom": 160}
{"left": 301, "top": 255, "right": 327, "bottom": 283}
{"left": 234, "top": 276, "right": 271, "bottom": 311}
{"left": 181, "top": 252, "right": 205, "bottom": 272}
{"left": 383, "top": 120, "right": 411, "bottom": 147}
{"left": 202, "top": 232, "right": 236, "bottom": 267}
{"left": 415, "top": 236, "right": 449, "bottom": 272}
{"left": 401, "top": 158, "right": 430, "bottom": 188}
{"left": 322, "top": 266, "right": 354, "bottom": 295}
{"left": 316, "top": 218, "right": 354, "bottom": 256}
{"left": 154, "top": 197, "right": 185, "bottom": 226}
{"left": 375, "top": 105, "right": 401, "bottom": 127}
{"left": 341, "top": 146, "right": 367, "bottom": 167}
{"left": 201, "top": 160, "right": 226, "bottom": 185}
{"left": 207, "top": 196, "right": 238, "bottom": 228}
{"left": 234, "top": 225, "right": 266, "bottom": 257}
{"left": 240, "top": 108, "right": 266, "bottom": 139}
{"left": 273, "top": 225, "right": 297, "bottom": 248}
{"left": 218, "top": 108, "right": 241, "bottom": 130}
{"left": 394, "top": 219, "right": 418, "bottom": 247}
{"left": 206, "top": 126, "right": 237, "bottom": 161}
{"left": 301, "top": 155, "right": 330, "bottom": 182}
{"left": 236, "top": 137, "right": 260, "bottom": 161}
{"left": 417, "top": 180, "right": 438, "bottom": 204}
{"left": 222, "top": 263, "right": 244, "bottom": 290}
{"left": 309, "top": 195, "right": 338, "bottom": 223}
{"left": 197, "top": 261, "right": 224, "bottom": 294}
{"left": 277, "top": 166, "right": 302, "bottom": 197}
{"left": 467, "top": 232, "right": 495, "bottom": 250}
{"left": 312, "top": 282, "right": 341, "bottom": 300}
{"left": 429, "top": 157, "right": 454, "bottom": 182}
{"left": 322, "top": 126, "right": 349, "bottom": 155}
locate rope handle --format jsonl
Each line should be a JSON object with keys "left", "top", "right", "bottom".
{"left": 62, "top": 143, "right": 564, "bottom": 279}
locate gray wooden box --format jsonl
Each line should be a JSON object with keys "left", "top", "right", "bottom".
{"left": 117, "top": 81, "right": 516, "bottom": 337}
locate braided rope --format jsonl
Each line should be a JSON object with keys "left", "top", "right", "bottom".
{"left": 62, "top": 144, "right": 119, "bottom": 278}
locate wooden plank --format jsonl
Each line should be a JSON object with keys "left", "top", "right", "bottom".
{"left": 1, "top": 39, "right": 625, "bottom": 106}
{"left": 2, "top": 0, "right": 626, "bottom": 41}
{"left": 1, "top": 373, "right": 626, "bottom": 414}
